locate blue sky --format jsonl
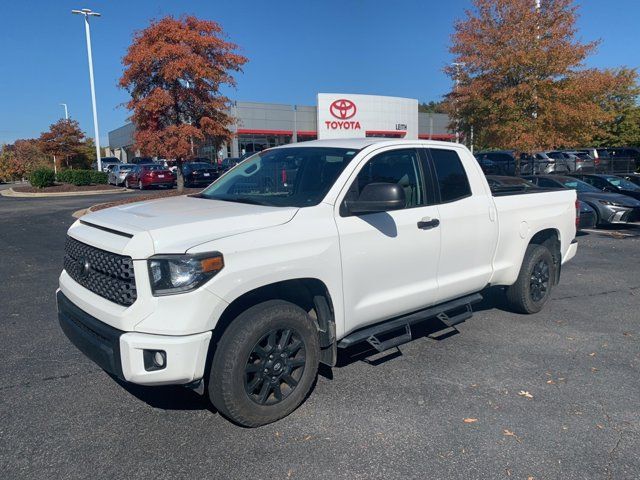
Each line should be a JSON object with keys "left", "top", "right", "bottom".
{"left": 0, "top": 0, "right": 637, "bottom": 145}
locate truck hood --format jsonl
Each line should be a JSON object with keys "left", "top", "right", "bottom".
{"left": 80, "top": 195, "right": 298, "bottom": 256}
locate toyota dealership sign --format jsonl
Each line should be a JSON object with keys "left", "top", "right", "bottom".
{"left": 317, "top": 93, "right": 418, "bottom": 140}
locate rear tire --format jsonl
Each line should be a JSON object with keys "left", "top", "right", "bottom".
{"left": 505, "top": 244, "right": 554, "bottom": 314}
{"left": 209, "top": 300, "right": 320, "bottom": 427}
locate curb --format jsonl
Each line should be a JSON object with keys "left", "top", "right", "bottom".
{"left": 1, "top": 187, "right": 131, "bottom": 198}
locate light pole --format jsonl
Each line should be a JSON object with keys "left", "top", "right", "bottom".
{"left": 452, "top": 62, "right": 465, "bottom": 143}
{"left": 72, "top": 8, "right": 102, "bottom": 171}
{"left": 60, "top": 103, "right": 69, "bottom": 120}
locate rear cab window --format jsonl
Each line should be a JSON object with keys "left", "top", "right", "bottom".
{"left": 426, "top": 148, "right": 472, "bottom": 203}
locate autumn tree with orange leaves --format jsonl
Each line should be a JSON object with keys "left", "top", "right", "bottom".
{"left": 446, "top": 0, "right": 638, "bottom": 153}
{"left": 38, "top": 119, "right": 88, "bottom": 171}
{"left": 120, "top": 16, "right": 248, "bottom": 192}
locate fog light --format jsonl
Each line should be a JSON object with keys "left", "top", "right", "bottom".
{"left": 143, "top": 349, "right": 167, "bottom": 371}
{"left": 154, "top": 351, "right": 165, "bottom": 367}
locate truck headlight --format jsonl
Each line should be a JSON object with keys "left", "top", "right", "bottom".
{"left": 147, "top": 253, "right": 224, "bottom": 295}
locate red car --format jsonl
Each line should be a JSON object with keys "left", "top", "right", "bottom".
{"left": 124, "top": 164, "right": 175, "bottom": 190}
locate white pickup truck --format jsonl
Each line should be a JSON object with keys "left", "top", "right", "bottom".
{"left": 58, "top": 139, "right": 578, "bottom": 426}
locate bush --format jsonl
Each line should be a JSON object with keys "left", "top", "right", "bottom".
{"left": 70, "top": 170, "right": 92, "bottom": 186}
{"left": 56, "top": 169, "right": 107, "bottom": 186}
{"left": 56, "top": 169, "right": 73, "bottom": 184}
{"left": 90, "top": 170, "right": 108, "bottom": 184}
{"left": 29, "top": 168, "right": 56, "bottom": 189}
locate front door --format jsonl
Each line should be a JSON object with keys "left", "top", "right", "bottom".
{"left": 335, "top": 147, "right": 441, "bottom": 335}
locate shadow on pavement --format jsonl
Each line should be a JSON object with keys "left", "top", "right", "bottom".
{"left": 109, "top": 287, "right": 513, "bottom": 411}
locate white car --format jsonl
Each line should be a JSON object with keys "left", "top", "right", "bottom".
{"left": 107, "top": 164, "right": 135, "bottom": 186}
{"left": 57, "top": 139, "right": 578, "bottom": 426}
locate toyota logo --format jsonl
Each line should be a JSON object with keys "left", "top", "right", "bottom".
{"left": 78, "top": 256, "right": 91, "bottom": 277}
{"left": 329, "top": 99, "right": 357, "bottom": 120}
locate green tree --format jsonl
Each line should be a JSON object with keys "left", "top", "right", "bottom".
{"left": 418, "top": 101, "right": 447, "bottom": 114}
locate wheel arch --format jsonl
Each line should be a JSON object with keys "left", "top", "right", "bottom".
{"left": 210, "top": 278, "right": 336, "bottom": 364}
{"left": 528, "top": 228, "right": 561, "bottom": 285}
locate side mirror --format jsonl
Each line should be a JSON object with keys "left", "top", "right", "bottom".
{"left": 345, "top": 182, "right": 406, "bottom": 215}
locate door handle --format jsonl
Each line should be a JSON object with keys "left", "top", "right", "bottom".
{"left": 417, "top": 218, "right": 440, "bottom": 230}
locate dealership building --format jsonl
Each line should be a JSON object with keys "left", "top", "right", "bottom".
{"left": 107, "top": 93, "right": 453, "bottom": 161}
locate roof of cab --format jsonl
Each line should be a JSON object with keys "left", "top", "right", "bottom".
{"left": 273, "top": 138, "right": 463, "bottom": 151}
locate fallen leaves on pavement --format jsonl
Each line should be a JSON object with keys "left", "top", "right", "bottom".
{"left": 518, "top": 390, "right": 533, "bottom": 399}
{"left": 463, "top": 418, "right": 478, "bottom": 423}
{"left": 503, "top": 429, "right": 523, "bottom": 443}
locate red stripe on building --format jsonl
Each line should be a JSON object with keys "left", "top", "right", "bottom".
{"left": 418, "top": 133, "right": 456, "bottom": 140}
{"left": 365, "top": 130, "right": 406, "bottom": 137}
{"left": 236, "top": 129, "right": 293, "bottom": 135}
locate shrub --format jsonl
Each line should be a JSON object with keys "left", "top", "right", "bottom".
{"left": 70, "top": 170, "right": 92, "bottom": 186}
{"left": 29, "top": 168, "right": 55, "bottom": 189}
{"left": 56, "top": 169, "right": 73, "bottom": 184}
{"left": 90, "top": 170, "right": 108, "bottom": 184}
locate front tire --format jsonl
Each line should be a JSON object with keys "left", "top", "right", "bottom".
{"left": 505, "top": 244, "right": 554, "bottom": 314}
{"left": 209, "top": 300, "right": 320, "bottom": 427}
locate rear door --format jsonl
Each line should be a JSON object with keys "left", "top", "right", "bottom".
{"left": 335, "top": 147, "right": 441, "bottom": 333}
{"left": 423, "top": 147, "right": 498, "bottom": 302}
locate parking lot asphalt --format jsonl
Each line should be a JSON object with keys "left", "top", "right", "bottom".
{"left": 1, "top": 193, "right": 639, "bottom": 480}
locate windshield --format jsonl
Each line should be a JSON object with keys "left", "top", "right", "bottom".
{"left": 603, "top": 176, "right": 640, "bottom": 191}
{"left": 142, "top": 164, "right": 164, "bottom": 171}
{"left": 120, "top": 165, "right": 133, "bottom": 171}
{"left": 200, "top": 147, "right": 359, "bottom": 207}
{"left": 559, "top": 178, "right": 600, "bottom": 193}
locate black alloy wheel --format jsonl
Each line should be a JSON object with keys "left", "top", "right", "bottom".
{"left": 529, "top": 259, "right": 550, "bottom": 302}
{"left": 208, "top": 300, "right": 320, "bottom": 427}
{"left": 505, "top": 244, "right": 555, "bottom": 314}
{"left": 244, "top": 328, "right": 306, "bottom": 406}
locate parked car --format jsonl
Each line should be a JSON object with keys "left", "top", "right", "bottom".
{"left": 219, "top": 156, "right": 242, "bottom": 173}
{"left": 576, "top": 200, "right": 597, "bottom": 230}
{"left": 124, "top": 164, "right": 175, "bottom": 189}
{"left": 524, "top": 175, "right": 640, "bottom": 226}
{"left": 182, "top": 162, "right": 219, "bottom": 187}
{"left": 474, "top": 150, "right": 517, "bottom": 175}
{"left": 588, "top": 148, "right": 640, "bottom": 173}
{"left": 58, "top": 140, "right": 579, "bottom": 426}
{"left": 525, "top": 152, "right": 568, "bottom": 174}
{"left": 619, "top": 173, "right": 640, "bottom": 187}
{"left": 576, "top": 148, "right": 610, "bottom": 172}
{"left": 569, "top": 173, "right": 640, "bottom": 201}
{"left": 108, "top": 164, "right": 135, "bottom": 186}
{"left": 93, "top": 157, "right": 120, "bottom": 172}
{"left": 544, "top": 151, "right": 594, "bottom": 173}
{"left": 130, "top": 156, "right": 155, "bottom": 165}
{"left": 485, "top": 175, "right": 538, "bottom": 192}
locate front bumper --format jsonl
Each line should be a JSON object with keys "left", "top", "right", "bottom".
{"left": 606, "top": 206, "right": 640, "bottom": 224}
{"left": 57, "top": 291, "right": 211, "bottom": 386}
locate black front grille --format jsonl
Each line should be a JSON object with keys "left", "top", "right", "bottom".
{"left": 64, "top": 236, "right": 137, "bottom": 306}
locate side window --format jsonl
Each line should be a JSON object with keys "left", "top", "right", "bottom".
{"left": 429, "top": 149, "right": 472, "bottom": 203}
{"left": 348, "top": 149, "right": 424, "bottom": 209}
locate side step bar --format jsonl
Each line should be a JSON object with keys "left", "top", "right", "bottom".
{"left": 338, "top": 293, "right": 482, "bottom": 353}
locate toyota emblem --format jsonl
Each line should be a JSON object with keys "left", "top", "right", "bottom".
{"left": 329, "top": 99, "right": 357, "bottom": 120}
{"left": 78, "top": 256, "right": 91, "bottom": 277}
